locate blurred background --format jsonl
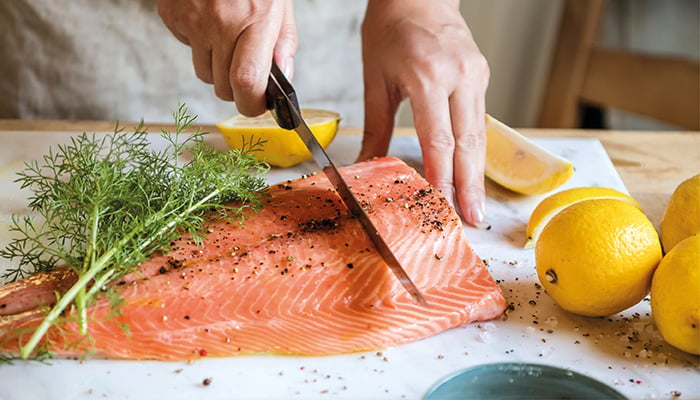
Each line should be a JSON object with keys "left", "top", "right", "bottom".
{"left": 0, "top": 0, "right": 697, "bottom": 130}
{"left": 411, "top": 0, "right": 699, "bottom": 130}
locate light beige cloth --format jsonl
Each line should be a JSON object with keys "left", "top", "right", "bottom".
{"left": 0, "top": 0, "right": 366, "bottom": 125}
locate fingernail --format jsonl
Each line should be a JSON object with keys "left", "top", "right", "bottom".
{"left": 282, "top": 57, "right": 294, "bottom": 79}
{"left": 470, "top": 203, "right": 491, "bottom": 230}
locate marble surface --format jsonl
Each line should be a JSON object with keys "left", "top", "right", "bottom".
{"left": 0, "top": 132, "right": 697, "bottom": 400}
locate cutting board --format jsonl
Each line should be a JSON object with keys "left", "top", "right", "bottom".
{"left": 0, "top": 131, "right": 697, "bottom": 400}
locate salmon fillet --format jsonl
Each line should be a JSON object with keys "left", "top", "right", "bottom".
{"left": 0, "top": 157, "right": 506, "bottom": 360}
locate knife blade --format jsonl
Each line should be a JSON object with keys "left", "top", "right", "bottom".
{"left": 265, "top": 62, "right": 429, "bottom": 307}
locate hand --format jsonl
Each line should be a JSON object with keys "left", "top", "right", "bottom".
{"left": 358, "top": 0, "right": 490, "bottom": 229}
{"left": 157, "top": 0, "right": 297, "bottom": 116}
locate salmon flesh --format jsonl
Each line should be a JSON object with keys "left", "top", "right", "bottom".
{"left": 0, "top": 157, "right": 506, "bottom": 360}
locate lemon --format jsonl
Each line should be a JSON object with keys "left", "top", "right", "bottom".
{"left": 485, "top": 114, "right": 573, "bottom": 195}
{"left": 216, "top": 109, "right": 341, "bottom": 168}
{"left": 651, "top": 234, "right": 700, "bottom": 355}
{"left": 524, "top": 187, "right": 641, "bottom": 248}
{"left": 535, "top": 199, "right": 662, "bottom": 317}
{"left": 660, "top": 173, "right": 700, "bottom": 253}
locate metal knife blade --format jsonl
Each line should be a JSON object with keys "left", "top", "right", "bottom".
{"left": 265, "top": 62, "right": 429, "bottom": 307}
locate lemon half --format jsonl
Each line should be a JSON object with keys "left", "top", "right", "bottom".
{"left": 485, "top": 114, "right": 573, "bottom": 195}
{"left": 216, "top": 109, "right": 341, "bottom": 168}
{"left": 524, "top": 187, "right": 641, "bottom": 248}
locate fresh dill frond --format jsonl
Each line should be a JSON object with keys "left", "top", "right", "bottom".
{"left": 0, "top": 104, "right": 269, "bottom": 359}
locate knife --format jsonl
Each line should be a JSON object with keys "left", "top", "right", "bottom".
{"left": 265, "top": 61, "right": 429, "bottom": 307}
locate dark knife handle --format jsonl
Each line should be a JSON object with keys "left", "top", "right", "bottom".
{"left": 265, "top": 62, "right": 300, "bottom": 130}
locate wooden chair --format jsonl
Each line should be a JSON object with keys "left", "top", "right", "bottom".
{"left": 537, "top": 0, "right": 700, "bottom": 130}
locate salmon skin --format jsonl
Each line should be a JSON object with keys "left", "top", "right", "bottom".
{"left": 0, "top": 157, "right": 506, "bottom": 360}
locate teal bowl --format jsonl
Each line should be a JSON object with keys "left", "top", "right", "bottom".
{"left": 425, "top": 363, "right": 626, "bottom": 400}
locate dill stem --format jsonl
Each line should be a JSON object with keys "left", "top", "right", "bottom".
{"left": 18, "top": 189, "right": 223, "bottom": 359}
{"left": 19, "top": 247, "right": 118, "bottom": 359}
{"left": 79, "top": 204, "right": 101, "bottom": 335}
{"left": 76, "top": 287, "right": 87, "bottom": 335}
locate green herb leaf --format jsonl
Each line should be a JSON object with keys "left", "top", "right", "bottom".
{"left": 1, "top": 104, "right": 269, "bottom": 359}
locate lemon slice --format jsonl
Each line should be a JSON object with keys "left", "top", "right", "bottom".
{"left": 524, "top": 186, "right": 640, "bottom": 248}
{"left": 216, "top": 109, "right": 341, "bottom": 168}
{"left": 485, "top": 114, "right": 573, "bottom": 195}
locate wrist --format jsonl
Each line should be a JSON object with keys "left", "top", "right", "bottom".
{"left": 366, "top": 0, "right": 460, "bottom": 13}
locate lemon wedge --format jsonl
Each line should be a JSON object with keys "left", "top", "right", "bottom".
{"left": 524, "top": 186, "right": 641, "bottom": 248}
{"left": 485, "top": 114, "right": 573, "bottom": 195}
{"left": 216, "top": 109, "right": 341, "bottom": 168}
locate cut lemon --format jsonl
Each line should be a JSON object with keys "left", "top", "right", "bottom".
{"left": 485, "top": 114, "right": 573, "bottom": 195}
{"left": 524, "top": 187, "right": 641, "bottom": 248}
{"left": 216, "top": 109, "right": 341, "bottom": 168}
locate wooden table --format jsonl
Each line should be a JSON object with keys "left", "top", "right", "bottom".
{"left": 0, "top": 120, "right": 698, "bottom": 399}
{"left": 1, "top": 119, "right": 697, "bottom": 225}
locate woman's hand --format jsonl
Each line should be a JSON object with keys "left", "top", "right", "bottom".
{"left": 157, "top": 0, "right": 297, "bottom": 116}
{"left": 359, "top": 0, "right": 490, "bottom": 229}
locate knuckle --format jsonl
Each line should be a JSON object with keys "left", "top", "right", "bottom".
{"left": 431, "top": 178, "right": 456, "bottom": 197}
{"left": 231, "top": 64, "right": 263, "bottom": 91}
{"left": 456, "top": 52, "right": 490, "bottom": 86}
{"left": 473, "top": 52, "right": 491, "bottom": 81}
{"left": 423, "top": 130, "right": 456, "bottom": 152}
{"left": 456, "top": 131, "right": 485, "bottom": 151}
{"left": 409, "top": 57, "right": 442, "bottom": 87}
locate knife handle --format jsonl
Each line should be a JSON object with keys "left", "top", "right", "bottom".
{"left": 266, "top": 61, "right": 300, "bottom": 130}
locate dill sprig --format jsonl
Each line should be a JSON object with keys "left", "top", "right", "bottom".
{"left": 0, "top": 104, "right": 269, "bottom": 359}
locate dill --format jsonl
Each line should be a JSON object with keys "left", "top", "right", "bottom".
{"left": 0, "top": 104, "right": 269, "bottom": 359}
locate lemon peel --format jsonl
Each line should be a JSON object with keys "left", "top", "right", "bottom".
{"left": 651, "top": 234, "right": 700, "bottom": 355}
{"left": 660, "top": 173, "right": 700, "bottom": 253}
{"left": 535, "top": 199, "right": 662, "bottom": 317}
{"left": 216, "top": 109, "right": 341, "bottom": 168}
{"left": 524, "top": 186, "right": 641, "bottom": 248}
{"left": 485, "top": 114, "right": 573, "bottom": 195}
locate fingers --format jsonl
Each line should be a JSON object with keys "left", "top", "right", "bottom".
{"left": 357, "top": 72, "right": 399, "bottom": 162}
{"left": 410, "top": 90, "right": 457, "bottom": 208}
{"left": 450, "top": 88, "right": 488, "bottom": 229}
{"left": 191, "top": 44, "right": 213, "bottom": 84}
{"left": 228, "top": 11, "right": 283, "bottom": 116}
{"left": 211, "top": 38, "right": 234, "bottom": 100}
{"left": 158, "top": 0, "right": 297, "bottom": 117}
{"left": 274, "top": 2, "right": 297, "bottom": 79}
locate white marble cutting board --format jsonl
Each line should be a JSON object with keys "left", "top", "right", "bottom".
{"left": 0, "top": 131, "right": 697, "bottom": 400}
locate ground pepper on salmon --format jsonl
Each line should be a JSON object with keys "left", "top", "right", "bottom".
{"left": 0, "top": 157, "right": 506, "bottom": 360}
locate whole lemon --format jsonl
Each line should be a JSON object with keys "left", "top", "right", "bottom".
{"left": 524, "top": 186, "right": 640, "bottom": 248}
{"left": 216, "top": 109, "right": 341, "bottom": 168}
{"left": 660, "top": 174, "right": 700, "bottom": 253}
{"left": 651, "top": 234, "right": 700, "bottom": 355}
{"left": 535, "top": 199, "right": 662, "bottom": 317}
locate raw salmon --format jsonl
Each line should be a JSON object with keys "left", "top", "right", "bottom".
{"left": 0, "top": 157, "right": 506, "bottom": 360}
